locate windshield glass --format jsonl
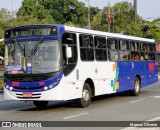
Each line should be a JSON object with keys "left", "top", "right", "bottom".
{"left": 5, "top": 40, "right": 61, "bottom": 74}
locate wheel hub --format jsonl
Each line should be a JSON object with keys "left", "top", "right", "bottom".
{"left": 82, "top": 89, "right": 90, "bottom": 101}
{"left": 135, "top": 81, "right": 140, "bottom": 93}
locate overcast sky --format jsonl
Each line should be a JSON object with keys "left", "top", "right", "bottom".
{"left": 0, "top": 0, "right": 160, "bottom": 20}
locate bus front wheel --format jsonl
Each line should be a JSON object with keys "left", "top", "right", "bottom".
{"left": 129, "top": 77, "right": 141, "bottom": 96}
{"left": 33, "top": 101, "right": 48, "bottom": 108}
{"left": 77, "top": 83, "right": 92, "bottom": 108}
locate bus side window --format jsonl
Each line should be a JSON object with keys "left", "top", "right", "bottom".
{"left": 119, "top": 40, "right": 130, "bottom": 61}
{"left": 148, "top": 44, "right": 155, "bottom": 52}
{"left": 141, "top": 43, "right": 147, "bottom": 52}
{"left": 94, "top": 36, "right": 107, "bottom": 61}
{"left": 80, "top": 34, "right": 94, "bottom": 61}
{"left": 131, "top": 52, "right": 139, "bottom": 60}
{"left": 107, "top": 38, "right": 119, "bottom": 61}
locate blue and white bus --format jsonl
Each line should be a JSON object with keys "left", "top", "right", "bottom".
{"left": 3, "top": 25, "right": 158, "bottom": 108}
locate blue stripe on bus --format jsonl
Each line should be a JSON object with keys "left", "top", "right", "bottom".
{"left": 4, "top": 71, "right": 63, "bottom": 92}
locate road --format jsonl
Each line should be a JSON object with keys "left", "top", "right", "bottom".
{"left": 1, "top": 82, "right": 160, "bottom": 130}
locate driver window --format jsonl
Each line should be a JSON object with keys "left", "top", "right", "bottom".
{"left": 62, "top": 32, "right": 77, "bottom": 76}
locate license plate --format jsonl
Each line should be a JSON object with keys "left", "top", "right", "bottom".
{"left": 23, "top": 92, "right": 32, "bottom": 97}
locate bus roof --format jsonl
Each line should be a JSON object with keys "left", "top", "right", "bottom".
{"left": 64, "top": 26, "right": 155, "bottom": 43}
{"left": 4, "top": 24, "right": 155, "bottom": 43}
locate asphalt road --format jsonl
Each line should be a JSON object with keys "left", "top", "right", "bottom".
{"left": 1, "top": 82, "right": 160, "bottom": 130}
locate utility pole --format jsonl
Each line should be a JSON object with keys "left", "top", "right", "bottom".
{"left": 12, "top": 0, "right": 13, "bottom": 18}
{"left": 134, "top": 0, "right": 137, "bottom": 22}
{"left": 87, "top": 0, "right": 91, "bottom": 29}
{"left": 108, "top": 1, "right": 111, "bottom": 32}
{"left": 112, "top": 8, "right": 114, "bottom": 33}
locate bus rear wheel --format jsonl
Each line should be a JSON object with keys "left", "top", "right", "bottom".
{"left": 77, "top": 83, "right": 92, "bottom": 108}
{"left": 129, "top": 77, "right": 141, "bottom": 96}
{"left": 33, "top": 101, "right": 48, "bottom": 108}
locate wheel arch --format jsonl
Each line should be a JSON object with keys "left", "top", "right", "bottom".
{"left": 135, "top": 74, "right": 141, "bottom": 88}
{"left": 84, "top": 78, "right": 95, "bottom": 96}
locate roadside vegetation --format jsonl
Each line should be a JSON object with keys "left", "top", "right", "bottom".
{"left": 0, "top": 76, "right": 3, "bottom": 90}
{"left": 0, "top": 0, "right": 160, "bottom": 57}
{"left": 0, "top": 0, "right": 160, "bottom": 79}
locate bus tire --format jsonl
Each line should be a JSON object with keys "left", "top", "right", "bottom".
{"left": 129, "top": 77, "right": 141, "bottom": 96}
{"left": 33, "top": 101, "right": 48, "bottom": 108}
{"left": 77, "top": 83, "right": 92, "bottom": 108}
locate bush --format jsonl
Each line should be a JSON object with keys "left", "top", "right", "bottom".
{"left": 0, "top": 76, "right": 3, "bottom": 90}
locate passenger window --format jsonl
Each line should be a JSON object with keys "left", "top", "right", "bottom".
{"left": 131, "top": 52, "right": 140, "bottom": 61}
{"left": 148, "top": 52, "right": 155, "bottom": 60}
{"left": 130, "top": 41, "right": 139, "bottom": 51}
{"left": 140, "top": 43, "right": 147, "bottom": 52}
{"left": 80, "top": 35, "right": 94, "bottom": 61}
{"left": 108, "top": 38, "right": 119, "bottom": 61}
{"left": 108, "top": 50, "right": 119, "bottom": 61}
{"left": 148, "top": 44, "right": 155, "bottom": 52}
{"left": 120, "top": 40, "right": 129, "bottom": 50}
{"left": 119, "top": 51, "right": 130, "bottom": 61}
{"left": 140, "top": 43, "right": 147, "bottom": 61}
{"left": 140, "top": 52, "right": 148, "bottom": 60}
{"left": 107, "top": 38, "right": 119, "bottom": 50}
{"left": 147, "top": 44, "right": 155, "bottom": 60}
{"left": 94, "top": 36, "right": 107, "bottom": 61}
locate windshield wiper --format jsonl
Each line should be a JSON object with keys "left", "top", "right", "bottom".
{"left": 31, "top": 37, "right": 44, "bottom": 56}
{"left": 14, "top": 39, "right": 25, "bottom": 56}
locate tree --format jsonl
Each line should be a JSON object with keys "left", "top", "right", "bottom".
{"left": 141, "top": 18, "right": 160, "bottom": 43}
{"left": 92, "top": 2, "right": 143, "bottom": 37}
{"left": 17, "top": 0, "right": 98, "bottom": 27}
{"left": 112, "top": 2, "right": 143, "bottom": 36}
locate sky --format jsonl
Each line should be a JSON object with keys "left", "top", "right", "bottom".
{"left": 0, "top": 0, "right": 160, "bottom": 20}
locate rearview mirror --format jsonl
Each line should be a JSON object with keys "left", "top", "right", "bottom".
{"left": 66, "top": 46, "right": 72, "bottom": 59}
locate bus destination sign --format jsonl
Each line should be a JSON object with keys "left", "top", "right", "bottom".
{"left": 5, "top": 27, "right": 58, "bottom": 38}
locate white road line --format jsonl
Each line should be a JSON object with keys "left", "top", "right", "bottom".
{"left": 121, "top": 116, "right": 160, "bottom": 130}
{"left": 11, "top": 106, "right": 34, "bottom": 111}
{"left": 63, "top": 112, "right": 88, "bottom": 120}
{"left": 129, "top": 99, "right": 144, "bottom": 104}
{"left": 148, "top": 116, "right": 160, "bottom": 121}
{"left": 149, "top": 96, "right": 160, "bottom": 98}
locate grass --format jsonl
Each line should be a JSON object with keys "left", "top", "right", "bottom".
{"left": 0, "top": 76, "right": 3, "bottom": 91}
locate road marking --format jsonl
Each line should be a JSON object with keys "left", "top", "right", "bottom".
{"left": 148, "top": 116, "right": 160, "bottom": 121}
{"left": 149, "top": 96, "right": 160, "bottom": 98}
{"left": 63, "top": 112, "right": 88, "bottom": 120}
{"left": 121, "top": 116, "right": 160, "bottom": 130}
{"left": 129, "top": 99, "right": 144, "bottom": 104}
{"left": 11, "top": 106, "right": 34, "bottom": 111}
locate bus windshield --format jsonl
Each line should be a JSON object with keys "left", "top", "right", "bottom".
{"left": 5, "top": 40, "right": 61, "bottom": 74}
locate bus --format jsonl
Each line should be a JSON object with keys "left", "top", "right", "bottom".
{"left": 3, "top": 24, "right": 158, "bottom": 108}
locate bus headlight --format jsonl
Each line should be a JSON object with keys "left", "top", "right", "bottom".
{"left": 49, "top": 84, "right": 53, "bottom": 89}
{"left": 44, "top": 86, "right": 48, "bottom": 91}
{"left": 54, "top": 78, "right": 60, "bottom": 85}
{"left": 9, "top": 87, "right": 13, "bottom": 91}
{"left": 6, "top": 85, "right": 9, "bottom": 89}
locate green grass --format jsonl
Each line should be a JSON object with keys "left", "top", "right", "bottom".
{"left": 0, "top": 77, "right": 3, "bottom": 90}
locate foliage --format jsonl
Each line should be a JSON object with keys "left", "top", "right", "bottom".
{"left": 0, "top": 0, "right": 160, "bottom": 58}
{"left": 0, "top": 77, "right": 3, "bottom": 90}
{"left": 92, "top": 2, "right": 143, "bottom": 37}
{"left": 17, "top": 0, "right": 100, "bottom": 28}
{"left": 141, "top": 19, "right": 160, "bottom": 43}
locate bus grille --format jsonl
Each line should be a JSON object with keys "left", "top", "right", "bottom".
{"left": 7, "top": 76, "right": 48, "bottom": 82}
{"left": 16, "top": 93, "right": 41, "bottom": 99}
